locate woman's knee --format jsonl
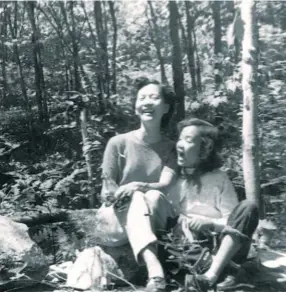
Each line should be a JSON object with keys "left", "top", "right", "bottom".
{"left": 239, "top": 200, "right": 259, "bottom": 218}
{"left": 228, "top": 200, "right": 259, "bottom": 236}
{"left": 144, "top": 190, "right": 163, "bottom": 208}
{"left": 130, "top": 190, "right": 162, "bottom": 211}
{"left": 130, "top": 190, "right": 145, "bottom": 207}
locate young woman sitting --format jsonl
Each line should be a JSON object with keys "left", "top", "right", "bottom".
{"left": 168, "top": 118, "right": 259, "bottom": 291}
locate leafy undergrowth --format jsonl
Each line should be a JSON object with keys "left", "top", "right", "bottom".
{"left": 1, "top": 172, "right": 286, "bottom": 292}
{"left": 1, "top": 107, "right": 286, "bottom": 292}
{"left": 0, "top": 104, "right": 138, "bottom": 215}
{"left": 266, "top": 194, "right": 286, "bottom": 253}
{"left": 15, "top": 199, "right": 286, "bottom": 292}
{"left": 1, "top": 171, "right": 286, "bottom": 292}
{"left": 0, "top": 158, "right": 94, "bottom": 214}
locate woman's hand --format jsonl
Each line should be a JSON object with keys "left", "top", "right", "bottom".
{"left": 113, "top": 182, "right": 148, "bottom": 211}
{"left": 185, "top": 216, "right": 215, "bottom": 234}
{"left": 114, "top": 182, "right": 148, "bottom": 200}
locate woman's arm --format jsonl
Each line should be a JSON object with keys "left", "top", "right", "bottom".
{"left": 140, "top": 169, "right": 176, "bottom": 192}
{"left": 114, "top": 142, "right": 178, "bottom": 199}
{"left": 185, "top": 173, "right": 240, "bottom": 233}
{"left": 114, "top": 170, "right": 176, "bottom": 199}
{"left": 100, "top": 137, "right": 120, "bottom": 203}
{"left": 211, "top": 173, "right": 239, "bottom": 231}
{"left": 141, "top": 145, "right": 178, "bottom": 192}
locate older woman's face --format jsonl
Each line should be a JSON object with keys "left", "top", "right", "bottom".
{"left": 176, "top": 126, "right": 201, "bottom": 168}
{"left": 135, "top": 84, "right": 169, "bottom": 124}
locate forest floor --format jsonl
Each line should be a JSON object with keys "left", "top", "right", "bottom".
{"left": 5, "top": 194, "right": 286, "bottom": 292}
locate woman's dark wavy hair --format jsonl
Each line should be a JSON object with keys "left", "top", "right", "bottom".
{"left": 133, "top": 77, "right": 175, "bottom": 129}
{"left": 177, "top": 118, "right": 223, "bottom": 174}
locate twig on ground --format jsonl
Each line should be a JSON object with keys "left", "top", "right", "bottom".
{"left": 3, "top": 278, "right": 59, "bottom": 292}
{"left": 106, "top": 270, "right": 137, "bottom": 291}
{"left": 4, "top": 283, "right": 36, "bottom": 292}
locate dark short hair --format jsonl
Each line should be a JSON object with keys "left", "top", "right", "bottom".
{"left": 177, "top": 118, "right": 223, "bottom": 173}
{"left": 133, "top": 77, "right": 175, "bottom": 129}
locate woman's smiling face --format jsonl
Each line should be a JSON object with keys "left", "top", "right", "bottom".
{"left": 135, "top": 83, "right": 169, "bottom": 124}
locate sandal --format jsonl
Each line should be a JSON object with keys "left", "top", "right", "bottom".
{"left": 145, "top": 277, "right": 166, "bottom": 292}
{"left": 185, "top": 274, "right": 217, "bottom": 292}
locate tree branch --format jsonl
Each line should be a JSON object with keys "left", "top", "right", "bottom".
{"left": 37, "top": 4, "right": 73, "bottom": 54}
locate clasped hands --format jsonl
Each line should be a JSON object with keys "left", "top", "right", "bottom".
{"left": 107, "top": 182, "right": 148, "bottom": 210}
{"left": 114, "top": 181, "right": 148, "bottom": 200}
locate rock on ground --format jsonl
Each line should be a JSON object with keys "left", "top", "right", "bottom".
{"left": 27, "top": 209, "right": 141, "bottom": 282}
{"left": 66, "top": 246, "right": 125, "bottom": 290}
{"left": 0, "top": 216, "right": 49, "bottom": 289}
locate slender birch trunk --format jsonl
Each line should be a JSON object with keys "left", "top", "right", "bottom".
{"left": 241, "top": 0, "right": 263, "bottom": 218}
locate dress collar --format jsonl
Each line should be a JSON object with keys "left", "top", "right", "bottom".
{"left": 180, "top": 167, "right": 196, "bottom": 177}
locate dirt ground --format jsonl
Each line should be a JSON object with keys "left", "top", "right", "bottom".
{"left": 7, "top": 196, "right": 286, "bottom": 292}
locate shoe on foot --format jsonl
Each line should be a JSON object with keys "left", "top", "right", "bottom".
{"left": 217, "top": 275, "right": 237, "bottom": 291}
{"left": 217, "top": 272, "right": 253, "bottom": 291}
{"left": 145, "top": 277, "right": 166, "bottom": 292}
{"left": 186, "top": 274, "right": 216, "bottom": 292}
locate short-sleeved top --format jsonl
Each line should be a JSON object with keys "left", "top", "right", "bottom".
{"left": 167, "top": 169, "right": 239, "bottom": 224}
{"left": 101, "top": 130, "right": 177, "bottom": 200}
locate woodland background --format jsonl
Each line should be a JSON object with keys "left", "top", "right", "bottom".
{"left": 0, "top": 0, "right": 286, "bottom": 266}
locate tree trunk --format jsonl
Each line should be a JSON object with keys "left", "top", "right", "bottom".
{"left": 81, "top": 1, "right": 104, "bottom": 112}
{"left": 39, "top": 4, "right": 78, "bottom": 95}
{"left": 29, "top": 1, "right": 48, "bottom": 126}
{"left": 103, "top": 1, "right": 108, "bottom": 45}
{"left": 64, "top": 50, "right": 70, "bottom": 93}
{"left": 8, "top": 3, "right": 34, "bottom": 144}
{"left": 193, "top": 29, "right": 202, "bottom": 92}
{"left": 80, "top": 108, "right": 96, "bottom": 208}
{"left": 0, "top": 3, "right": 8, "bottom": 108}
{"left": 225, "top": 2, "right": 238, "bottom": 76}
{"left": 227, "top": 1, "right": 242, "bottom": 65}
{"left": 108, "top": 1, "right": 117, "bottom": 93}
{"left": 68, "top": 2, "right": 95, "bottom": 205}
{"left": 241, "top": 0, "right": 263, "bottom": 218}
{"left": 69, "top": 2, "right": 82, "bottom": 93}
{"left": 94, "top": 1, "right": 110, "bottom": 100}
{"left": 281, "top": 2, "right": 286, "bottom": 31}
{"left": 81, "top": 1, "right": 97, "bottom": 51}
{"left": 58, "top": 2, "right": 82, "bottom": 93}
{"left": 212, "top": 1, "right": 222, "bottom": 94}
{"left": 147, "top": 1, "right": 167, "bottom": 83}
{"left": 178, "top": 12, "right": 187, "bottom": 56}
{"left": 34, "top": 12, "right": 49, "bottom": 127}
{"left": 169, "top": 1, "right": 185, "bottom": 121}
{"left": 185, "top": 1, "right": 197, "bottom": 95}
{"left": 27, "top": 1, "right": 48, "bottom": 126}
{"left": 80, "top": 64, "right": 94, "bottom": 95}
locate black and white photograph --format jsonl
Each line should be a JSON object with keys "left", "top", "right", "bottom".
{"left": 0, "top": 1, "right": 286, "bottom": 291}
